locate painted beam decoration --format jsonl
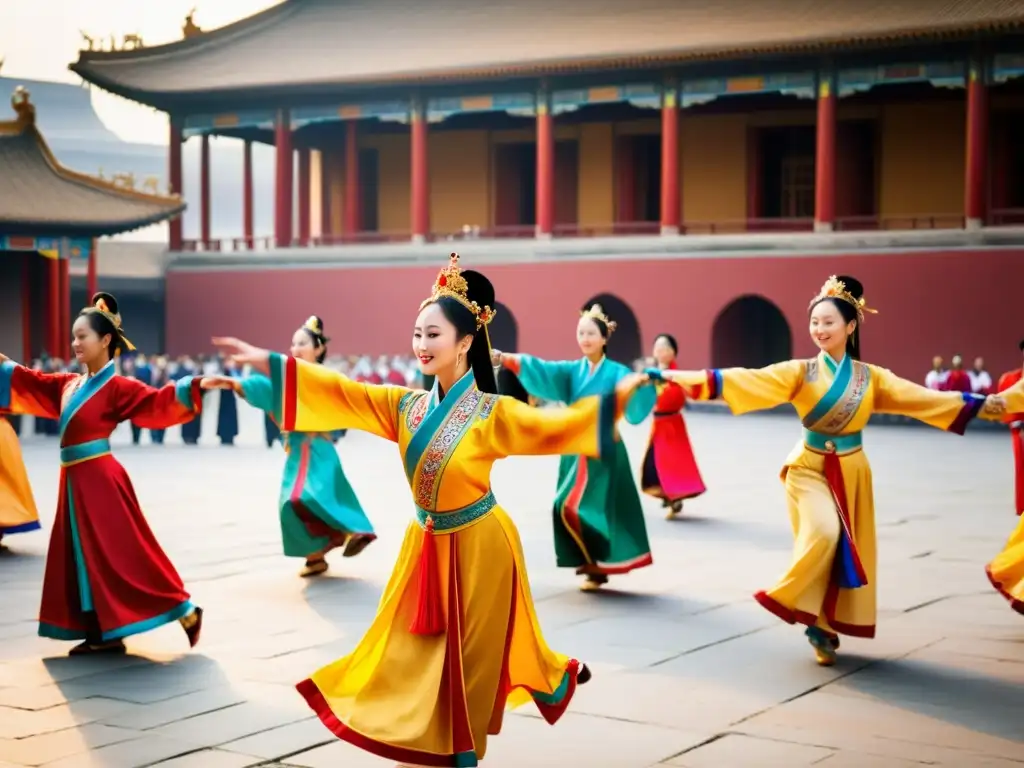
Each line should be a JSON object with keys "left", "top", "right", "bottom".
{"left": 680, "top": 72, "right": 815, "bottom": 108}
{"left": 427, "top": 93, "right": 535, "bottom": 121}
{"left": 993, "top": 53, "right": 1024, "bottom": 84}
{"left": 0, "top": 236, "right": 91, "bottom": 260}
{"left": 837, "top": 61, "right": 965, "bottom": 97}
{"left": 552, "top": 83, "right": 660, "bottom": 114}
{"left": 183, "top": 108, "right": 276, "bottom": 138}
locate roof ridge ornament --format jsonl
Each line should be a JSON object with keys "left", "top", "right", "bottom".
{"left": 11, "top": 87, "right": 35, "bottom": 127}
{"left": 183, "top": 7, "right": 203, "bottom": 39}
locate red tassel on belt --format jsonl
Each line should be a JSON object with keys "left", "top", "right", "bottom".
{"left": 409, "top": 515, "right": 446, "bottom": 635}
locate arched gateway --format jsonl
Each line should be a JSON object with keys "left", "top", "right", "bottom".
{"left": 580, "top": 294, "right": 642, "bottom": 365}
{"left": 711, "top": 295, "right": 792, "bottom": 369}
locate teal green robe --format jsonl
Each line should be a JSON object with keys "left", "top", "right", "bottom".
{"left": 516, "top": 355, "right": 655, "bottom": 575}
{"left": 241, "top": 375, "right": 375, "bottom": 558}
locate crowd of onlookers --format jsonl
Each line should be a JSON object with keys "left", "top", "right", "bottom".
{"left": 924, "top": 355, "right": 996, "bottom": 394}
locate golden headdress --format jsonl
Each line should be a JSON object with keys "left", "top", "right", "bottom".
{"left": 90, "top": 294, "right": 136, "bottom": 353}
{"left": 580, "top": 303, "right": 617, "bottom": 334}
{"left": 420, "top": 252, "right": 496, "bottom": 330}
{"left": 809, "top": 275, "right": 877, "bottom": 323}
{"left": 302, "top": 315, "right": 329, "bottom": 342}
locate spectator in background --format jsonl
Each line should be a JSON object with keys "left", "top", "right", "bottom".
{"left": 969, "top": 356, "right": 993, "bottom": 394}
{"left": 925, "top": 355, "right": 948, "bottom": 390}
{"left": 942, "top": 355, "right": 972, "bottom": 393}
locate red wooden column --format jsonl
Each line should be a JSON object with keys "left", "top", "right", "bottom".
{"left": 274, "top": 109, "right": 294, "bottom": 248}
{"left": 535, "top": 87, "right": 555, "bottom": 238}
{"left": 242, "top": 139, "right": 254, "bottom": 249}
{"left": 168, "top": 117, "right": 184, "bottom": 250}
{"left": 21, "top": 255, "right": 32, "bottom": 362}
{"left": 297, "top": 148, "right": 312, "bottom": 246}
{"left": 86, "top": 238, "right": 98, "bottom": 298}
{"left": 46, "top": 257, "right": 59, "bottom": 357}
{"left": 660, "top": 84, "right": 681, "bottom": 234}
{"left": 59, "top": 258, "right": 70, "bottom": 356}
{"left": 320, "top": 148, "right": 333, "bottom": 243}
{"left": 344, "top": 120, "right": 360, "bottom": 239}
{"left": 410, "top": 102, "right": 430, "bottom": 242}
{"left": 200, "top": 134, "right": 211, "bottom": 248}
{"left": 965, "top": 56, "right": 989, "bottom": 229}
{"left": 814, "top": 69, "right": 837, "bottom": 232}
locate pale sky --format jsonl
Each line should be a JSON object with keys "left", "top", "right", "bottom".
{"left": 0, "top": 0, "right": 278, "bottom": 144}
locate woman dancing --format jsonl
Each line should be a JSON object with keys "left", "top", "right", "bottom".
{"left": 233, "top": 315, "right": 375, "bottom": 577}
{"left": 205, "top": 253, "right": 644, "bottom": 767}
{"left": 0, "top": 413, "right": 40, "bottom": 548}
{"left": 494, "top": 304, "right": 655, "bottom": 591}
{"left": 641, "top": 333, "right": 707, "bottom": 519}
{"left": 985, "top": 339, "right": 1024, "bottom": 614}
{"left": 660, "top": 276, "right": 1023, "bottom": 665}
{"left": 0, "top": 293, "right": 205, "bottom": 655}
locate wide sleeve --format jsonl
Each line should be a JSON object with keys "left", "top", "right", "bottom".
{"left": 871, "top": 365, "right": 1016, "bottom": 434}
{"left": 504, "top": 354, "right": 577, "bottom": 403}
{"left": 998, "top": 372, "right": 1024, "bottom": 423}
{"left": 678, "top": 360, "right": 805, "bottom": 415}
{"left": 621, "top": 373, "right": 656, "bottom": 426}
{"left": 268, "top": 353, "right": 404, "bottom": 441}
{"left": 0, "top": 360, "right": 77, "bottom": 419}
{"left": 112, "top": 375, "right": 204, "bottom": 429}
{"left": 483, "top": 391, "right": 619, "bottom": 460}
{"left": 237, "top": 374, "right": 275, "bottom": 414}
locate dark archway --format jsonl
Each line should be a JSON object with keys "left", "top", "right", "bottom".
{"left": 580, "top": 293, "right": 642, "bottom": 365}
{"left": 711, "top": 295, "right": 792, "bottom": 369}
{"left": 488, "top": 301, "right": 518, "bottom": 353}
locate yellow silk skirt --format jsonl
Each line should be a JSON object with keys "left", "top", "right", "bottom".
{"left": 296, "top": 505, "right": 582, "bottom": 767}
{"left": 754, "top": 447, "right": 878, "bottom": 638}
{"left": 987, "top": 514, "right": 1024, "bottom": 615}
{"left": 0, "top": 418, "right": 39, "bottom": 534}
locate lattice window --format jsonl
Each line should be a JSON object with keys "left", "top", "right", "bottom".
{"left": 780, "top": 156, "right": 815, "bottom": 218}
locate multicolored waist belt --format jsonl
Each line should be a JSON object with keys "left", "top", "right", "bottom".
{"left": 60, "top": 438, "right": 111, "bottom": 467}
{"left": 1011, "top": 421, "right": 1023, "bottom": 430}
{"left": 803, "top": 429, "right": 863, "bottom": 455}
{"left": 416, "top": 490, "right": 496, "bottom": 532}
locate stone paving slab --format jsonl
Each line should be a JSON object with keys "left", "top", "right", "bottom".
{"left": 1, "top": 408, "right": 1022, "bottom": 767}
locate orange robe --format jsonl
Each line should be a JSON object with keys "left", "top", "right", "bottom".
{"left": 0, "top": 415, "right": 40, "bottom": 537}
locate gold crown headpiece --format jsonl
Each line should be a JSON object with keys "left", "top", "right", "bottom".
{"left": 810, "top": 275, "right": 877, "bottom": 323}
{"left": 420, "top": 252, "right": 496, "bottom": 330}
{"left": 91, "top": 296, "right": 136, "bottom": 353}
{"left": 580, "top": 303, "right": 617, "bottom": 334}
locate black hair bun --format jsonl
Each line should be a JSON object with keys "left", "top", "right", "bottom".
{"left": 836, "top": 276, "right": 864, "bottom": 301}
{"left": 462, "top": 270, "right": 495, "bottom": 313}
{"left": 92, "top": 291, "right": 119, "bottom": 315}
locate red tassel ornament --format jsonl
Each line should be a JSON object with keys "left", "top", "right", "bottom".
{"left": 409, "top": 515, "right": 446, "bottom": 635}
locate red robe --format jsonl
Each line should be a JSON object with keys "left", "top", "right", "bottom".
{"left": 0, "top": 360, "right": 204, "bottom": 643}
{"left": 997, "top": 368, "right": 1024, "bottom": 516}
{"left": 640, "top": 363, "right": 707, "bottom": 503}
{"left": 943, "top": 369, "right": 972, "bottom": 393}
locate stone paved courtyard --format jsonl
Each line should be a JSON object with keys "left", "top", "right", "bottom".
{"left": 2, "top": 404, "right": 1023, "bottom": 767}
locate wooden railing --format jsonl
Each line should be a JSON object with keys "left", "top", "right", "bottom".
{"left": 178, "top": 212, "right": 1018, "bottom": 252}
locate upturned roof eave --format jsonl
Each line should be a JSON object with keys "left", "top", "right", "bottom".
{"left": 69, "top": 20, "right": 1024, "bottom": 112}
{"left": 0, "top": 204, "right": 186, "bottom": 238}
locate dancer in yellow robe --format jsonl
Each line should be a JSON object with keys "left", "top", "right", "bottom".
{"left": 0, "top": 413, "right": 40, "bottom": 547}
{"left": 662, "top": 275, "right": 1024, "bottom": 666}
{"left": 206, "top": 253, "right": 645, "bottom": 767}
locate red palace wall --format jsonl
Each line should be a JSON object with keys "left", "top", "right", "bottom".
{"left": 166, "top": 248, "right": 1024, "bottom": 379}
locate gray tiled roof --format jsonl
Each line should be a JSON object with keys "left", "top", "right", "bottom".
{"left": 0, "top": 124, "right": 185, "bottom": 236}
{"left": 70, "top": 0, "right": 1024, "bottom": 104}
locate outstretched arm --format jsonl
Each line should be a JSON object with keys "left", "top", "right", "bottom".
{"left": 484, "top": 373, "right": 647, "bottom": 459}
{"left": 114, "top": 375, "right": 205, "bottom": 429}
{"left": 874, "top": 366, "right": 1022, "bottom": 433}
{"left": 0, "top": 359, "right": 77, "bottom": 419}
{"left": 662, "top": 360, "right": 805, "bottom": 414}
{"left": 499, "top": 353, "right": 576, "bottom": 403}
